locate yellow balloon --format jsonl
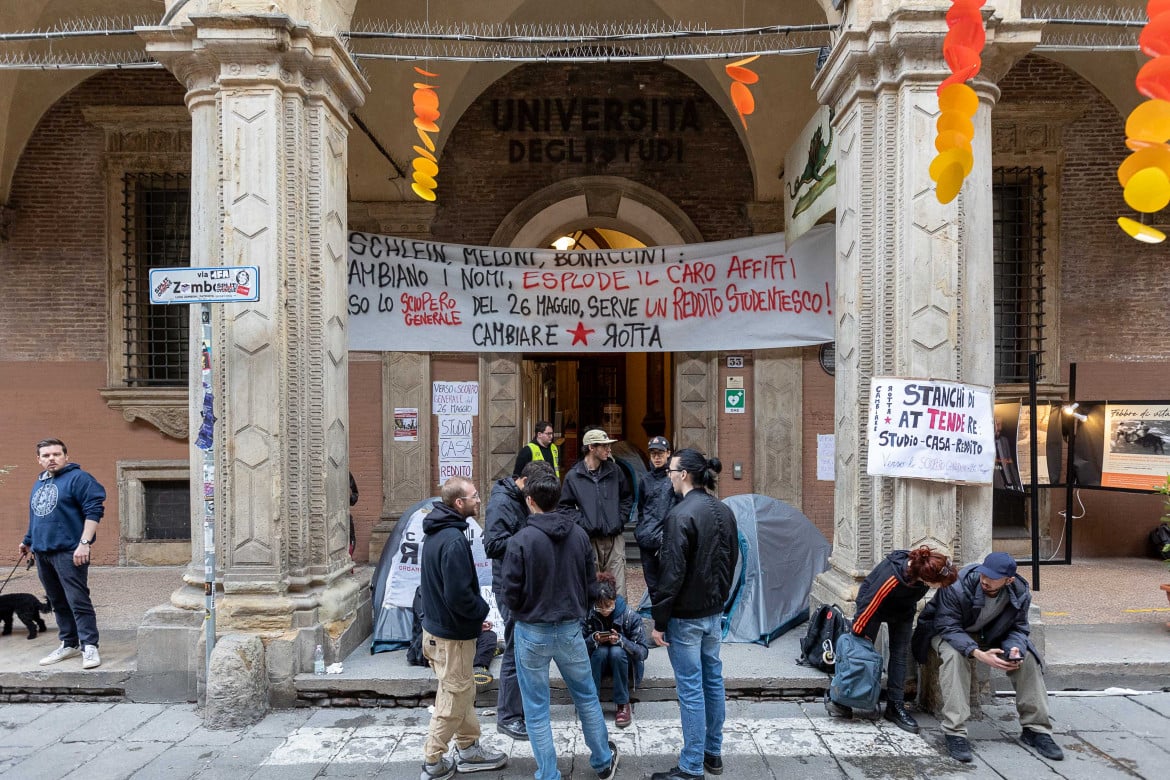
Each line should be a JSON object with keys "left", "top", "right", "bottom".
{"left": 935, "top": 129, "right": 971, "bottom": 154}
{"left": 1117, "top": 144, "right": 1170, "bottom": 186}
{"left": 1126, "top": 99, "right": 1170, "bottom": 144}
{"left": 411, "top": 182, "right": 437, "bottom": 202}
{"left": 413, "top": 170, "right": 438, "bottom": 190}
{"left": 412, "top": 157, "right": 439, "bottom": 177}
{"left": 1117, "top": 216, "right": 1167, "bottom": 243}
{"left": 936, "top": 110, "right": 974, "bottom": 142}
{"left": 936, "top": 162, "right": 965, "bottom": 204}
{"left": 1124, "top": 166, "right": 1170, "bottom": 213}
{"left": 929, "top": 147, "right": 973, "bottom": 182}
{"left": 938, "top": 83, "right": 979, "bottom": 117}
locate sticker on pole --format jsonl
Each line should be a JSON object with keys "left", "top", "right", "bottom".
{"left": 149, "top": 266, "right": 260, "bottom": 304}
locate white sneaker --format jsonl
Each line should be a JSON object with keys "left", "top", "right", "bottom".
{"left": 39, "top": 642, "right": 81, "bottom": 666}
{"left": 82, "top": 644, "right": 101, "bottom": 669}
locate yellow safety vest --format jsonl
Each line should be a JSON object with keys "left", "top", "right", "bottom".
{"left": 528, "top": 441, "right": 560, "bottom": 475}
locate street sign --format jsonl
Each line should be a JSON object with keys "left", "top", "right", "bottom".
{"left": 725, "top": 388, "right": 746, "bottom": 414}
{"left": 149, "top": 266, "right": 260, "bottom": 304}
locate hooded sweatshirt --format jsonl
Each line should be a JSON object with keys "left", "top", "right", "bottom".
{"left": 500, "top": 508, "right": 598, "bottom": 624}
{"left": 419, "top": 502, "right": 489, "bottom": 640}
{"left": 25, "top": 463, "right": 106, "bottom": 553}
{"left": 850, "top": 549, "right": 928, "bottom": 640}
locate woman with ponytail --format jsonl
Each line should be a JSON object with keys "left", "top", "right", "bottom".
{"left": 828, "top": 545, "right": 957, "bottom": 733}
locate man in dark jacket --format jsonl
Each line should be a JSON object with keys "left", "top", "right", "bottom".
{"left": 20, "top": 438, "right": 105, "bottom": 670}
{"left": 635, "top": 435, "right": 677, "bottom": 603}
{"left": 559, "top": 428, "right": 633, "bottom": 597}
{"left": 501, "top": 470, "right": 618, "bottom": 780}
{"left": 912, "top": 552, "right": 1063, "bottom": 764}
{"left": 482, "top": 460, "right": 555, "bottom": 741}
{"left": 419, "top": 477, "right": 507, "bottom": 780}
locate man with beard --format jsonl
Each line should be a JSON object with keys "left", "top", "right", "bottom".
{"left": 912, "top": 552, "right": 1064, "bottom": 764}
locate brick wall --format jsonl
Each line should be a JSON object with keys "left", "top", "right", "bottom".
{"left": 801, "top": 346, "right": 835, "bottom": 541}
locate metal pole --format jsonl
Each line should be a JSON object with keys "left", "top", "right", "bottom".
{"left": 1064, "top": 362, "right": 1077, "bottom": 565}
{"left": 1028, "top": 353, "right": 1040, "bottom": 591}
{"left": 199, "top": 302, "right": 216, "bottom": 679}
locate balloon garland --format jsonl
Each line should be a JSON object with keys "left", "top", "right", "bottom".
{"left": 411, "top": 66, "right": 441, "bottom": 202}
{"left": 1118, "top": 0, "right": 1170, "bottom": 242}
{"left": 930, "top": 0, "right": 985, "bottom": 205}
{"left": 726, "top": 55, "right": 760, "bottom": 129}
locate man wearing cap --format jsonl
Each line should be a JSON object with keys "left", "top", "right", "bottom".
{"left": 912, "top": 551, "right": 1064, "bottom": 764}
{"left": 560, "top": 428, "right": 634, "bottom": 597}
{"left": 635, "top": 436, "right": 678, "bottom": 604}
{"left": 513, "top": 420, "right": 560, "bottom": 480}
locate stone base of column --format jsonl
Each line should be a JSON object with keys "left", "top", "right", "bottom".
{"left": 918, "top": 647, "right": 990, "bottom": 721}
{"left": 810, "top": 562, "right": 864, "bottom": 616}
{"left": 130, "top": 603, "right": 205, "bottom": 702}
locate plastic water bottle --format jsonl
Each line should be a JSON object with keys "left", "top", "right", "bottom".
{"left": 313, "top": 643, "right": 325, "bottom": 675}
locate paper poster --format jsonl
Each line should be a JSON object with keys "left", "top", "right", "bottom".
{"left": 865, "top": 377, "right": 995, "bottom": 484}
{"left": 1101, "top": 403, "right": 1170, "bottom": 489}
{"left": 438, "top": 415, "right": 474, "bottom": 485}
{"left": 817, "top": 434, "right": 835, "bottom": 481}
{"left": 394, "top": 408, "right": 419, "bottom": 442}
{"left": 433, "top": 381, "right": 479, "bottom": 415}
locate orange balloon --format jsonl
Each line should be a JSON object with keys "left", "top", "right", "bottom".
{"left": 412, "top": 145, "right": 437, "bottom": 162}
{"left": 943, "top": 41, "right": 980, "bottom": 74}
{"left": 1151, "top": 1, "right": 1170, "bottom": 23}
{"left": 1124, "top": 166, "right": 1170, "bottom": 212}
{"left": 946, "top": 16, "right": 986, "bottom": 52}
{"left": 730, "top": 82, "right": 755, "bottom": 116}
{"left": 417, "top": 127, "right": 435, "bottom": 152}
{"left": 935, "top": 129, "right": 971, "bottom": 154}
{"left": 936, "top": 110, "right": 975, "bottom": 141}
{"left": 413, "top": 89, "right": 439, "bottom": 112}
{"left": 936, "top": 161, "right": 965, "bottom": 204}
{"left": 1140, "top": 14, "right": 1170, "bottom": 58}
{"left": 725, "top": 65, "right": 760, "bottom": 84}
{"left": 1118, "top": 216, "right": 1167, "bottom": 243}
{"left": 938, "top": 62, "right": 980, "bottom": 93}
{"left": 1126, "top": 99, "right": 1170, "bottom": 145}
{"left": 414, "top": 66, "right": 439, "bottom": 78}
{"left": 414, "top": 106, "right": 440, "bottom": 123}
{"left": 938, "top": 83, "right": 978, "bottom": 116}
{"left": 1116, "top": 145, "right": 1170, "bottom": 187}
{"left": 1136, "top": 57, "right": 1170, "bottom": 102}
{"left": 411, "top": 182, "right": 437, "bottom": 202}
{"left": 413, "top": 82, "right": 437, "bottom": 90}
{"left": 414, "top": 117, "right": 440, "bottom": 134}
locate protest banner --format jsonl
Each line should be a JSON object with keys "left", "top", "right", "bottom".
{"left": 866, "top": 377, "right": 995, "bottom": 484}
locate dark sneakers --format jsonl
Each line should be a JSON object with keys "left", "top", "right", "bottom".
{"left": 824, "top": 691, "right": 852, "bottom": 719}
{"left": 649, "top": 767, "right": 703, "bottom": 780}
{"left": 1021, "top": 728, "right": 1065, "bottom": 761}
{"left": 704, "top": 752, "right": 723, "bottom": 775}
{"left": 945, "top": 735, "right": 973, "bottom": 763}
{"left": 497, "top": 719, "right": 528, "bottom": 741}
{"left": 598, "top": 740, "right": 620, "bottom": 780}
{"left": 883, "top": 702, "right": 920, "bottom": 734}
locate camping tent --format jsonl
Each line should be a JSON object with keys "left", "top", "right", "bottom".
{"left": 370, "top": 496, "right": 493, "bottom": 653}
{"left": 639, "top": 493, "right": 831, "bottom": 645}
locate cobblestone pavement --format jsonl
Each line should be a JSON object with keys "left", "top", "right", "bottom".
{"left": 1, "top": 693, "right": 1167, "bottom": 779}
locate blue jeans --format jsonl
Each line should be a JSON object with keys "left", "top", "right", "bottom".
{"left": 665, "top": 614, "right": 725, "bottom": 776}
{"left": 35, "top": 549, "right": 98, "bottom": 647}
{"left": 515, "top": 620, "right": 613, "bottom": 780}
{"left": 590, "top": 644, "right": 630, "bottom": 705}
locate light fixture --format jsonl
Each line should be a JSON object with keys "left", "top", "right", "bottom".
{"left": 552, "top": 236, "right": 576, "bottom": 251}
{"left": 1062, "top": 402, "right": 1088, "bottom": 422}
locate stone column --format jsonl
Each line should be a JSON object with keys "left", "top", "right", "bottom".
{"left": 141, "top": 14, "right": 369, "bottom": 706}
{"left": 810, "top": 4, "right": 1039, "bottom": 610}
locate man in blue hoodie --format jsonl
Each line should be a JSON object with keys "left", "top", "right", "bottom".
{"left": 502, "top": 470, "right": 618, "bottom": 780}
{"left": 419, "top": 477, "right": 507, "bottom": 780}
{"left": 19, "top": 438, "right": 105, "bottom": 669}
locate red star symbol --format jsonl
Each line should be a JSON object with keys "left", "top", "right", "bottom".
{"left": 884, "top": 417, "right": 891, "bottom": 424}
{"left": 567, "top": 321, "right": 595, "bottom": 346}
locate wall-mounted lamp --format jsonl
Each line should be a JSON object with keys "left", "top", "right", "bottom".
{"left": 1062, "top": 402, "right": 1088, "bottom": 422}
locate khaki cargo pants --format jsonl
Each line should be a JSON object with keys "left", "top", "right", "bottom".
{"left": 422, "top": 631, "right": 480, "bottom": 763}
{"left": 931, "top": 634, "right": 1053, "bottom": 737}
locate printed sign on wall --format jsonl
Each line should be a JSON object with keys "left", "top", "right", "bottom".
{"left": 866, "top": 377, "right": 995, "bottom": 484}
{"left": 1101, "top": 403, "right": 1170, "bottom": 489}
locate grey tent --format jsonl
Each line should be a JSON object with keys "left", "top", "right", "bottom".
{"left": 639, "top": 493, "right": 831, "bottom": 645}
{"left": 370, "top": 496, "right": 493, "bottom": 654}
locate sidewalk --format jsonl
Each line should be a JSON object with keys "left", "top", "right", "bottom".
{"left": 1, "top": 693, "right": 1167, "bottom": 778}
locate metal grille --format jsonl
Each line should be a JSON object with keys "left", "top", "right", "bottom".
{"left": 143, "top": 479, "right": 191, "bottom": 541}
{"left": 122, "top": 173, "right": 191, "bottom": 386}
{"left": 992, "top": 167, "right": 1047, "bottom": 384}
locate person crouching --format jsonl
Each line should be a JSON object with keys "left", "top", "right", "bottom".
{"left": 585, "top": 571, "right": 650, "bottom": 729}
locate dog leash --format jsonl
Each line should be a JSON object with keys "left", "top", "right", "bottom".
{"left": 0, "top": 550, "right": 30, "bottom": 596}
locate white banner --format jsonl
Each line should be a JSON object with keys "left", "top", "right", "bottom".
{"left": 866, "top": 377, "right": 995, "bottom": 485}
{"left": 382, "top": 502, "right": 493, "bottom": 609}
{"left": 348, "top": 224, "right": 835, "bottom": 352}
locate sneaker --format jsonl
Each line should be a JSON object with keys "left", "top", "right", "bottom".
{"left": 824, "top": 690, "right": 852, "bottom": 719}
{"left": 704, "top": 752, "right": 724, "bottom": 775}
{"left": 615, "top": 702, "right": 632, "bottom": 728}
{"left": 39, "top": 642, "right": 81, "bottom": 666}
{"left": 497, "top": 719, "right": 528, "bottom": 741}
{"left": 454, "top": 740, "right": 507, "bottom": 773}
{"left": 598, "top": 740, "right": 619, "bottom": 780}
{"left": 945, "top": 734, "right": 973, "bottom": 763}
{"left": 473, "top": 665, "right": 493, "bottom": 686}
{"left": 1020, "top": 728, "right": 1065, "bottom": 761}
{"left": 420, "top": 756, "right": 455, "bottom": 780}
{"left": 81, "top": 644, "right": 101, "bottom": 670}
{"left": 649, "top": 767, "right": 703, "bottom": 780}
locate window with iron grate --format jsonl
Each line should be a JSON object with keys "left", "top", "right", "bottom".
{"left": 122, "top": 173, "right": 191, "bottom": 387}
{"left": 142, "top": 479, "right": 191, "bottom": 541}
{"left": 992, "top": 167, "right": 1047, "bottom": 384}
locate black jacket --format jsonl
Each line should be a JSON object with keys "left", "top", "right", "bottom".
{"left": 559, "top": 457, "right": 633, "bottom": 537}
{"left": 584, "top": 595, "right": 651, "bottom": 688}
{"left": 652, "top": 489, "right": 739, "bottom": 632}
{"left": 501, "top": 508, "right": 599, "bottom": 624}
{"left": 483, "top": 476, "right": 528, "bottom": 596}
{"left": 851, "top": 550, "right": 928, "bottom": 640}
{"left": 911, "top": 563, "right": 1040, "bottom": 665}
{"left": 635, "top": 465, "right": 677, "bottom": 551}
{"left": 420, "top": 502, "right": 489, "bottom": 641}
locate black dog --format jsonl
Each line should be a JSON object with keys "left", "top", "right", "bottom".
{"left": 0, "top": 593, "right": 52, "bottom": 639}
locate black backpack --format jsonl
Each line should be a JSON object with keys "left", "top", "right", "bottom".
{"left": 406, "top": 587, "right": 429, "bottom": 667}
{"left": 1150, "top": 523, "right": 1170, "bottom": 561}
{"left": 798, "top": 604, "right": 850, "bottom": 673}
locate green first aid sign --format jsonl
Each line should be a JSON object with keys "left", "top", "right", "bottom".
{"left": 724, "top": 389, "right": 746, "bottom": 414}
